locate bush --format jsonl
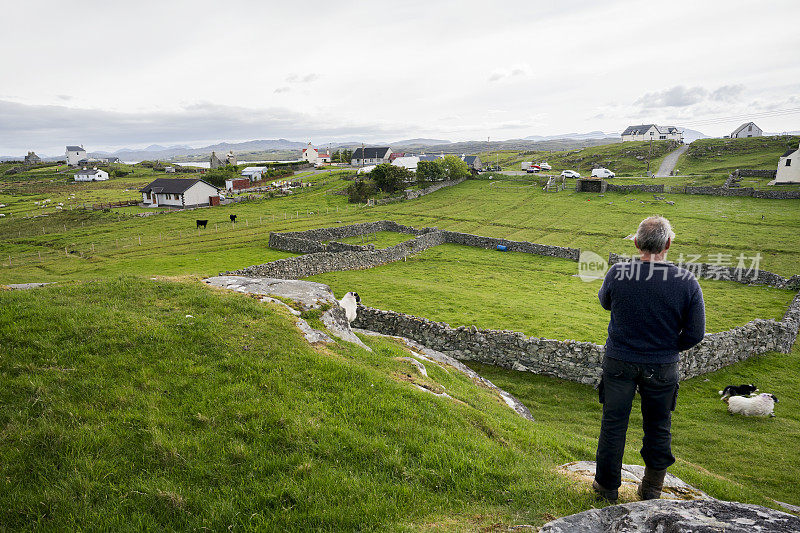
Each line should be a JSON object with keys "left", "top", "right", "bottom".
{"left": 346, "top": 179, "right": 378, "bottom": 203}
{"left": 371, "top": 163, "right": 411, "bottom": 193}
{"left": 113, "top": 169, "right": 130, "bottom": 178}
{"left": 416, "top": 161, "right": 444, "bottom": 183}
{"left": 440, "top": 155, "right": 469, "bottom": 180}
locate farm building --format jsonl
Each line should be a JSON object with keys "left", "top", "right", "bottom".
{"left": 66, "top": 145, "right": 87, "bottom": 166}
{"left": 621, "top": 125, "right": 683, "bottom": 142}
{"left": 775, "top": 143, "right": 800, "bottom": 184}
{"left": 351, "top": 147, "right": 392, "bottom": 166}
{"left": 74, "top": 168, "right": 109, "bottom": 181}
{"left": 462, "top": 155, "right": 482, "bottom": 170}
{"left": 241, "top": 166, "right": 267, "bottom": 181}
{"left": 731, "top": 122, "right": 763, "bottom": 139}
{"left": 391, "top": 156, "right": 420, "bottom": 171}
{"left": 140, "top": 178, "right": 221, "bottom": 208}
{"left": 24, "top": 151, "right": 42, "bottom": 164}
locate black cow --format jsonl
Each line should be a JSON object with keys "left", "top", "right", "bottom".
{"left": 196, "top": 220, "right": 208, "bottom": 229}
{"left": 230, "top": 214, "right": 237, "bottom": 223}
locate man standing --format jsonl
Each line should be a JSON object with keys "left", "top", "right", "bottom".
{"left": 593, "top": 216, "right": 706, "bottom": 503}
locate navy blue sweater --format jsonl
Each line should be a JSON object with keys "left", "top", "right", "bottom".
{"left": 598, "top": 260, "right": 706, "bottom": 364}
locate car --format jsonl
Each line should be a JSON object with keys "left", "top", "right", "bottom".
{"left": 591, "top": 167, "right": 615, "bottom": 178}
{"left": 561, "top": 170, "right": 580, "bottom": 178}
{"left": 526, "top": 165, "right": 540, "bottom": 173}
{"left": 538, "top": 162, "right": 552, "bottom": 171}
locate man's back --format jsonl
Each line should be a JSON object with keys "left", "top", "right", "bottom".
{"left": 599, "top": 260, "right": 705, "bottom": 364}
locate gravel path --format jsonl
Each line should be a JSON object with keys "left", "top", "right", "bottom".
{"left": 656, "top": 144, "right": 689, "bottom": 177}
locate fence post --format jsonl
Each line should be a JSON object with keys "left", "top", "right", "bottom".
{"left": 65, "top": 247, "right": 68, "bottom": 256}
{"left": 38, "top": 251, "right": 41, "bottom": 260}
{"left": 91, "top": 243, "right": 95, "bottom": 252}
{"left": 138, "top": 236, "right": 141, "bottom": 245}
{"left": 246, "top": 219, "right": 248, "bottom": 227}
{"left": 7, "top": 255, "right": 10, "bottom": 266}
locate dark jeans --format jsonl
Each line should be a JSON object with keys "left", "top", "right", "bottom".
{"left": 594, "top": 357, "right": 680, "bottom": 491}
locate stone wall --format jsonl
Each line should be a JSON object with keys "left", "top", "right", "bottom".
{"left": 738, "top": 169, "right": 777, "bottom": 178}
{"left": 607, "top": 253, "right": 800, "bottom": 290}
{"left": 406, "top": 178, "right": 466, "bottom": 200}
{"left": 439, "top": 230, "right": 581, "bottom": 261}
{"left": 352, "top": 301, "right": 800, "bottom": 386}
{"left": 606, "top": 183, "right": 665, "bottom": 193}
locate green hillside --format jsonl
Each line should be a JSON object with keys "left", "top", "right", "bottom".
{"left": 479, "top": 140, "right": 679, "bottom": 176}
{"left": 675, "top": 135, "right": 800, "bottom": 177}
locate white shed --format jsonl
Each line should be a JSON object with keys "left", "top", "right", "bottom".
{"left": 391, "top": 156, "right": 420, "bottom": 171}
{"left": 775, "top": 143, "right": 800, "bottom": 184}
{"left": 731, "top": 122, "right": 763, "bottom": 139}
{"left": 66, "top": 145, "right": 87, "bottom": 166}
{"left": 140, "top": 178, "right": 221, "bottom": 208}
{"left": 74, "top": 168, "right": 109, "bottom": 181}
{"left": 241, "top": 166, "right": 267, "bottom": 181}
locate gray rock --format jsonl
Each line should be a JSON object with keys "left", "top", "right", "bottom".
{"left": 560, "top": 461, "right": 710, "bottom": 500}
{"left": 539, "top": 499, "right": 800, "bottom": 532}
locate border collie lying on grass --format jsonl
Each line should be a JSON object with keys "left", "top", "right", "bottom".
{"left": 719, "top": 384, "right": 758, "bottom": 400}
{"left": 725, "top": 393, "right": 779, "bottom": 417}
{"left": 338, "top": 292, "right": 360, "bottom": 323}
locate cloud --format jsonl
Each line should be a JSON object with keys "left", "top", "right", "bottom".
{"left": 635, "top": 85, "right": 708, "bottom": 108}
{"left": 487, "top": 64, "right": 532, "bottom": 83}
{"left": 56, "top": 94, "right": 73, "bottom": 101}
{"left": 286, "top": 73, "right": 319, "bottom": 83}
{"left": 0, "top": 100, "right": 414, "bottom": 155}
{"left": 710, "top": 84, "right": 744, "bottom": 102}
{"left": 273, "top": 86, "right": 291, "bottom": 94}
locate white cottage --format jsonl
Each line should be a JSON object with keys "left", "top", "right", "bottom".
{"left": 241, "top": 166, "right": 267, "bottom": 181}
{"left": 775, "top": 143, "right": 800, "bottom": 184}
{"left": 66, "top": 145, "right": 87, "bottom": 166}
{"left": 140, "top": 178, "right": 221, "bottom": 208}
{"left": 302, "top": 143, "right": 331, "bottom": 166}
{"left": 391, "top": 156, "right": 420, "bottom": 171}
{"left": 621, "top": 125, "right": 683, "bottom": 142}
{"left": 74, "top": 168, "right": 109, "bottom": 181}
{"left": 731, "top": 122, "right": 763, "bottom": 139}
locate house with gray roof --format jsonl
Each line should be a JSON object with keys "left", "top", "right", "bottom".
{"left": 731, "top": 122, "right": 762, "bottom": 139}
{"left": 74, "top": 168, "right": 109, "bottom": 182}
{"left": 24, "top": 151, "right": 42, "bottom": 165}
{"left": 66, "top": 145, "right": 87, "bottom": 166}
{"left": 462, "top": 155, "right": 482, "bottom": 170}
{"left": 140, "top": 178, "right": 221, "bottom": 208}
{"left": 351, "top": 147, "right": 392, "bottom": 166}
{"left": 621, "top": 125, "right": 683, "bottom": 142}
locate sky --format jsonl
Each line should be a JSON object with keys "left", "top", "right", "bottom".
{"left": 1, "top": 0, "right": 799, "bottom": 156}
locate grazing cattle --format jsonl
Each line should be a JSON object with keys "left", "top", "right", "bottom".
{"left": 196, "top": 220, "right": 208, "bottom": 229}
{"left": 230, "top": 214, "right": 237, "bottom": 223}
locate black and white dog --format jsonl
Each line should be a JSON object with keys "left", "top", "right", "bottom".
{"left": 719, "top": 384, "right": 758, "bottom": 400}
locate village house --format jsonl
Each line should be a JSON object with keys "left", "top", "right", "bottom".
{"left": 74, "top": 167, "right": 109, "bottom": 182}
{"left": 210, "top": 150, "right": 237, "bottom": 169}
{"left": 351, "top": 146, "right": 392, "bottom": 166}
{"left": 302, "top": 143, "right": 331, "bottom": 166}
{"left": 730, "top": 122, "right": 763, "bottom": 138}
{"left": 24, "top": 151, "right": 42, "bottom": 165}
{"left": 66, "top": 145, "right": 87, "bottom": 166}
{"left": 462, "top": 155, "right": 482, "bottom": 171}
{"left": 140, "top": 178, "right": 221, "bottom": 208}
{"left": 621, "top": 125, "right": 683, "bottom": 142}
{"left": 774, "top": 142, "right": 800, "bottom": 184}
{"left": 391, "top": 156, "right": 420, "bottom": 171}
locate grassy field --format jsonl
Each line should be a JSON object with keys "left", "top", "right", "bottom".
{"left": 1, "top": 165, "right": 799, "bottom": 529}
{"left": 675, "top": 135, "right": 800, "bottom": 178}
{"left": 478, "top": 140, "right": 679, "bottom": 176}
{"left": 310, "top": 243, "right": 796, "bottom": 344}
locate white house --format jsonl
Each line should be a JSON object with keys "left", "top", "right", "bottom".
{"left": 241, "top": 166, "right": 267, "bottom": 181}
{"left": 351, "top": 146, "right": 392, "bottom": 166}
{"left": 74, "top": 168, "right": 109, "bottom": 181}
{"left": 621, "top": 125, "right": 683, "bottom": 142}
{"left": 731, "top": 122, "right": 763, "bottom": 139}
{"left": 775, "top": 143, "right": 800, "bottom": 184}
{"left": 391, "top": 156, "right": 420, "bottom": 171}
{"left": 302, "top": 143, "right": 331, "bottom": 165}
{"left": 66, "top": 145, "right": 87, "bottom": 166}
{"left": 140, "top": 178, "right": 221, "bottom": 208}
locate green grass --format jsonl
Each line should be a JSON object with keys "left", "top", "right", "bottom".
{"left": 310, "top": 244, "right": 796, "bottom": 343}
{"left": 478, "top": 140, "right": 679, "bottom": 176}
{"left": 332, "top": 231, "right": 416, "bottom": 249}
{"left": 675, "top": 136, "right": 800, "bottom": 178}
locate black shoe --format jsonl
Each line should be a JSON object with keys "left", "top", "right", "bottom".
{"left": 637, "top": 467, "right": 667, "bottom": 500}
{"left": 593, "top": 479, "right": 618, "bottom": 503}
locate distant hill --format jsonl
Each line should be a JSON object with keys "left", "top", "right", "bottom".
{"left": 81, "top": 139, "right": 308, "bottom": 162}
{"left": 390, "top": 138, "right": 451, "bottom": 146}
{"left": 682, "top": 129, "right": 711, "bottom": 143}
{"left": 523, "top": 131, "right": 618, "bottom": 142}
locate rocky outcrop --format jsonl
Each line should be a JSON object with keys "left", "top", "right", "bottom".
{"left": 540, "top": 499, "right": 800, "bottom": 532}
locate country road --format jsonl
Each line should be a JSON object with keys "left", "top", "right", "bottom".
{"left": 655, "top": 144, "right": 689, "bottom": 177}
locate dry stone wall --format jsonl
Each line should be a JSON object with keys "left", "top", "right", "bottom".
{"left": 353, "top": 299, "right": 800, "bottom": 385}
{"left": 608, "top": 253, "right": 800, "bottom": 290}
{"left": 605, "top": 183, "right": 665, "bottom": 193}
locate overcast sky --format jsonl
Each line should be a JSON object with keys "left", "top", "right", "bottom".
{"left": 2, "top": 0, "right": 799, "bottom": 156}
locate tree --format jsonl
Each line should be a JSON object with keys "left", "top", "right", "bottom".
{"left": 440, "top": 155, "right": 469, "bottom": 180}
{"left": 346, "top": 179, "right": 378, "bottom": 203}
{"left": 416, "top": 160, "right": 444, "bottom": 183}
{"left": 371, "top": 163, "right": 411, "bottom": 193}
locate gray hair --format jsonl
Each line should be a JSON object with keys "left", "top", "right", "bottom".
{"left": 635, "top": 216, "right": 675, "bottom": 253}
